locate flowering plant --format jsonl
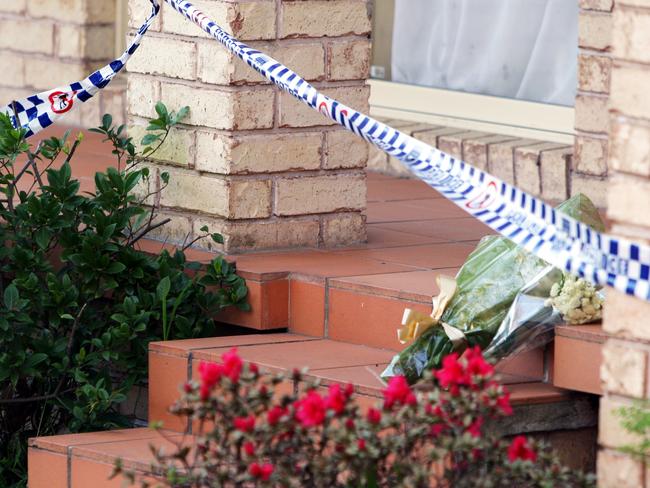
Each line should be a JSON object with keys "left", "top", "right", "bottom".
{"left": 116, "top": 348, "right": 594, "bottom": 487}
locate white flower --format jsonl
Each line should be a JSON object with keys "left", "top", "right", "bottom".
{"left": 545, "top": 273, "right": 603, "bottom": 325}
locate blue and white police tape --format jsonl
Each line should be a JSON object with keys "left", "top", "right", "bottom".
{"left": 0, "top": 1, "right": 160, "bottom": 138}
{"left": 2, "top": 0, "right": 648, "bottom": 303}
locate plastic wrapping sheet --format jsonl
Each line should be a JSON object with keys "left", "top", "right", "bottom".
{"left": 383, "top": 194, "right": 606, "bottom": 384}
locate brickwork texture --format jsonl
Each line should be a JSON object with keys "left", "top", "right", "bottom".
{"left": 126, "top": 0, "right": 371, "bottom": 252}
{"left": 600, "top": 1, "right": 650, "bottom": 487}
{"left": 0, "top": 0, "right": 126, "bottom": 127}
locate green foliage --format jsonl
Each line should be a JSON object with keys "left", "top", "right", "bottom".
{"left": 0, "top": 104, "right": 249, "bottom": 487}
{"left": 617, "top": 401, "right": 650, "bottom": 458}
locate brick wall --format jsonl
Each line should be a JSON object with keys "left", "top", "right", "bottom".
{"left": 368, "top": 120, "right": 579, "bottom": 205}
{"left": 573, "top": 0, "right": 614, "bottom": 207}
{"left": 0, "top": 0, "right": 126, "bottom": 127}
{"left": 599, "top": 1, "right": 650, "bottom": 486}
{"left": 127, "top": 0, "right": 371, "bottom": 253}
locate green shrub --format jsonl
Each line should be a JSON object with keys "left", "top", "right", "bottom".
{"left": 0, "top": 105, "right": 249, "bottom": 487}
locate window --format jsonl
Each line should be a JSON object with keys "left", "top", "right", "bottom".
{"left": 370, "top": 0, "right": 577, "bottom": 143}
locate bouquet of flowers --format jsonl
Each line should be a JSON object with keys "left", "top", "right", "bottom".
{"left": 382, "top": 194, "right": 606, "bottom": 384}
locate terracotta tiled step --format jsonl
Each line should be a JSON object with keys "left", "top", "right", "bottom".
{"left": 553, "top": 324, "right": 606, "bottom": 395}
{"left": 148, "top": 333, "right": 565, "bottom": 433}
{"left": 28, "top": 428, "right": 183, "bottom": 488}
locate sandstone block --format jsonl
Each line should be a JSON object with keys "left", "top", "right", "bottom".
{"left": 0, "top": 19, "right": 54, "bottom": 55}
{"left": 438, "top": 131, "right": 488, "bottom": 160}
{"left": 1, "top": 52, "right": 25, "bottom": 88}
{"left": 413, "top": 127, "right": 464, "bottom": 148}
{"left": 578, "top": 54, "right": 611, "bottom": 93}
{"left": 193, "top": 217, "right": 320, "bottom": 252}
{"left": 488, "top": 139, "right": 538, "bottom": 185}
{"left": 462, "top": 135, "right": 515, "bottom": 171}
{"left": 325, "top": 130, "right": 368, "bottom": 169}
{"left": 127, "top": 74, "right": 160, "bottom": 118}
{"left": 580, "top": 0, "right": 613, "bottom": 10}
{"left": 58, "top": 24, "right": 115, "bottom": 60}
{"left": 607, "top": 173, "right": 650, "bottom": 225}
{"left": 597, "top": 449, "right": 644, "bottom": 488}
{"left": 161, "top": 82, "right": 275, "bottom": 130}
{"left": 614, "top": 6, "right": 650, "bottom": 64}
{"left": 28, "top": 0, "right": 115, "bottom": 24}
{"left": 599, "top": 396, "right": 644, "bottom": 448}
{"left": 611, "top": 64, "right": 650, "bottom": 119}
{"left": 158, "top": 168, "right": 272, "bottom": 219}
{"left": 127, "top": 35, "right": 197, "bottom": 80}
{"left": 540, "top": 147, "right": 572, "bottom": 201}
{"left": 328, "top": 39, "right": 371, "bottom": 81}
{"left": 610, "top": 118, "right": 650, "bottom": 177}
{"left": 24, "top": 59, "right": 88, "bottom": 91}
{"left": 275, "top": 174, "right": 366, "bottom": 216}
{"left": 601, "top": 341, "right": 647, "bottom": 397}
{"left": 279, "top": 84, "right": 369, "bottom": 128}
{"left": 321, "top": 212, "right": 366, "bottom": 247}
{"left": 0, "top": 0, "right": 26, "bottom": 13}
{"left": 129, "top": 0, "right": 161, "bottom": 31}
{"left": 145, "top": 211, "right": 193, "bottom": 246}
{"left": 281, "top": 0, "right": 371, "bottom": 38}
{"left": 514, "top": 143, "right": 566, "bottom": 196}
{"left": 196, "top": 131, "right": 322, "bottom": 174}
{"left": 162, "top": 0, "right": 276, "bottom": 40}
{"left": 575, "top": 94, "right": 609, "bottom": 134}
{"left": 575, "top": 136, "right": 608, "bottom": 176}
{"left": 197, "top": 41, "right": 325, "bottom": 85}
{"left": 571, "top": 174, "right": 608, "bottom": 208}
{"left": 604, "top": 288, "right": 650, "bottom": 341}
{"left": 579, "top": 11, "right": 612, "bottom": 51}
{"left": 129, "top": 122, "right": 196, "bottom": 167}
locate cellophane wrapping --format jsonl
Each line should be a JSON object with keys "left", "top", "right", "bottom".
{"left": 382, "top": 194, "right": 605, "bottom": 384}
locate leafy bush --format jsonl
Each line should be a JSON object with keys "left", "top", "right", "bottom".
{"left": 617, "top": 401, "right": 650, "bottom": 457}
{"left": 118, "top": 348, "right": 595, "bottom": 487}
{"left": 0, "top": 105, "right": 249, "bottom": 487}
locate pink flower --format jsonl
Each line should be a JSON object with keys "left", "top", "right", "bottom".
{"left": 325, "top": 384, "right": 347, "bottom": 414}
{"left": 366, "top": 408, "right": 382, "bottom": 425}
{"left": 435, "top": 353, "right": 467, "bottom": 390}
{"left": 497, "top": 389, "right": 513, "bottom": 416}
{"left": 197, "top": 361, "right": 224, "bottom": 400}
{"left": 267, "top": 406, "right": 287, "bottom": 426}
{"left": 466, "top": 416, "right": 483, "bottom": 438}
{"left": 382, "top": 376, "right": 416, "bottom": 409}
{"left": 430, "top": 423, "right": 446, "bottom": 437}
{"left": 464, "top": 346, "right": 494, "bottom": 378}
{"left": 295, "top": 391, "right": 326, "bottom": 427}
{"left": 507, "top": 435, "right": 537, "bottom": 462}
{"left": 249, "top": 362, "right": 259, "bottom": 376}
{"left": 358, "top": 439, "right": 366, "bottom": 451}
{"left": 249, "top": 462, "right": 274, "bottom": 481}
{"left": 234, "top": 415, "right": 255, "bottom": 433}
{"left": 243, "top": 441, "right": 255, "bottom": 457}
{"left": 221, "top": 348, "right": 243, "bottom": 383}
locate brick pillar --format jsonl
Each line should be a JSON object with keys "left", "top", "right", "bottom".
{"left": 573, "top": 0, "right": 614, "bottom": 208}
{"left": 126, "top": 0, "right": 370, "bottom": 253}
{"left": 0, "top": 0, "right": 124, "bottom": 127}
{"left": 599, "top": 1, "right": 650, "bottom": 487}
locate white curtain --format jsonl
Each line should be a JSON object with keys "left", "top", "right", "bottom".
{"left": 391, "top": 0, "right": 578, "bottom": 106}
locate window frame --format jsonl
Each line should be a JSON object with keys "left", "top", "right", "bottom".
{"left": 368, "top": 80, "right": 575, "bottom": 144}
{"left": 369, "top": 0, "right": 576, "bottom": 145}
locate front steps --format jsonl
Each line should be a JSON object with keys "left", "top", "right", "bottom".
{"left": 28, "top": 333, "right": 598, "bottom": 487}
{"left": 26, "top": 132, "right": 602, "bottom": 487}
